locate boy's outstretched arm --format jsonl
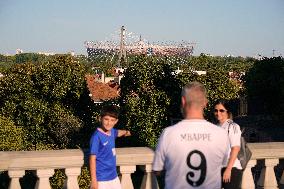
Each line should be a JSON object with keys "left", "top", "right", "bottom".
{"left": 118, "top": 130, "right": 131, "bottom": 137}
{"left": 89, "top": 155, "right": 98, "bottom": 189}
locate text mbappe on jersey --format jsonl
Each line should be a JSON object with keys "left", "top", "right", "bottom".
{"left": 180, "top": 133, "right": 211, "bottom": 142}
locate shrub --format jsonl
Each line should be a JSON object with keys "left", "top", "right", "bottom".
{"left": 244, "top": 57, "right": 284, "bottom": 116}
{"left": 0, "top": 115, "right": 26, "bottom": 151}
{"left": 0, "top": 55, "right": 93, "bottom": 149}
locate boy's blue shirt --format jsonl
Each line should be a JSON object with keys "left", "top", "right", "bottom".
{"left": 90, "top": 128, "right": 118, "bottom": 181}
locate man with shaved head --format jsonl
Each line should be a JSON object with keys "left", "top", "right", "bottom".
{"left": 153, "top": 81, "right": 229, "bottom": 189}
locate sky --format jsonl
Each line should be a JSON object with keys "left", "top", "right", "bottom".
{"left": 0, "top": 0, "right": 283, "bottom": 57}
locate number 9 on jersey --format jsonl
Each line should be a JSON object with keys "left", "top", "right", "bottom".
{"left": 186, "top": 150, "right": 207, "bottom": 187}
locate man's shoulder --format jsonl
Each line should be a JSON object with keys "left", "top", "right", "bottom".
{"left": 160, "top": 124, "right": 174, "bottom": 135}
{"left": 201, "top": 121, "right": 229, "bottom": 137}
{"left": 167, "top": 119, "right": 219, "bottom": 128}
{"left": 162, "top": 119, "right": 226, "bottom": 133}
{"left": 211, "top": 123, "right": 228, "bottom": 134}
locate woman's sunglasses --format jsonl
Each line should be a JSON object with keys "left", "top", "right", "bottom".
{"left": 214, "top": 109, "right": 227, "bottom": 113}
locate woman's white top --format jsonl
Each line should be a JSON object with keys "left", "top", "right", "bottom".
{"left": 218, "top": 119, "right": 242, "bottom": 170}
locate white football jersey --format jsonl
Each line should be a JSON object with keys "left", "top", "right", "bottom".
{"left": 153, "top": 119, "right": 229, "bottom": 189}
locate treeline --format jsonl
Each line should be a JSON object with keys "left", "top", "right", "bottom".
{"left": 1, "top": 52, "right": 255, "bottom": 73}
{"left": 87, "top": 53, "right": 255, "bottom": 73}
{"left": 0, "top": 53, "right": 92, "bottom": 73}
{"left": 0, "top": 53, "right": 249, "bottom": 150}
{"left": 1, "top": 53, "right": 284, "bottom": 149}
{"left": 0, "top": 53, "right": 283, "bottom": 188}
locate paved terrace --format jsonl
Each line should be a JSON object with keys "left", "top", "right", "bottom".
{"left": 0, "top": 143, "right": 284, "bottom": 189}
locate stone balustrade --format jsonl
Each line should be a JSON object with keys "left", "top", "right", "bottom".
{"left": 0, "top": 149, "right": 84, "bottom": 189}
{"left": 116, "top": 147, "right": 159, "bottom": 189}
{"left": 242, "top": 142, "right": 284, "bottom": 189}
{"left": 0, "top": 143, "right": 284, "bottom": 189}
{"left": 0, "top": 147, "right": 158, "bottom": 189}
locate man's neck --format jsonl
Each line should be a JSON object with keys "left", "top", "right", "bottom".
{"left": 183, "top": 108, "right": 204, "bottom": 120}
{"left": 184, "top": 115, "right": 204, "bottom": 120}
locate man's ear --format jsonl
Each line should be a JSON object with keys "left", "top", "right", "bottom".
{"left": 181, "top": 96, "right": 186, "bottom": 106}
{"left": 181, "top": 96, "right": 186, "bottom": 107}
{"left": 203, "top": 98, "right": 208, "bottom": 108}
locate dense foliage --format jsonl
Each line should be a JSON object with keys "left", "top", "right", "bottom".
{"left": 244, "top": 57, "right": 284, "bottom": 116}
{"left": 119, "top": 56, "right": 179, "bottom": 147}
{"left": 0, "top": 55, "right": 94, "bottom": 149}
{"left": 0, "top": 52, "right": 255, "bottom": 148}
{"left": 0, "top": 54, "right": 16, "bottom": 72}
{"left": 119, "top": 55, "right": 241, "bottom": 147}
{"left": 0, "top": 115, "right": 26, "bottom": 151}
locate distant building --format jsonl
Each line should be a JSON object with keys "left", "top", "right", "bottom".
{"left": 16, "top": 49, "right": 23, "bottom": 54}
{"left": 254, "top": 54, "right": 264, "bottom": 60}
{"left": 171, "top": 68, "right": 206, "bottom": 76}
{"left": 85, "top": 26, "right": 195, "bottom": 58}
{"left": 69, "top": 51, "right": 75, "bottom": 56}
{"left": 194, "top": 71, "right": 206, "bottom": 75}
{"left": 115, "top": 67, "right": 126, "bottom": 74}
{"left": 85, "top": 39, "right": 194, "bottom": 57}
{"left": 38, "top": 52, "right": 55, "bottom": 56}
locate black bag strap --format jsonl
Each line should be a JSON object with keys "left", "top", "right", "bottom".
{"left": 241, "top": 127, "right": 245, "bottom": 134}
{"left": 227, "top": 120, "right": 237, "bottom": 134}
{"left": 227, "top": 120, "right": 245, "bottom": 136}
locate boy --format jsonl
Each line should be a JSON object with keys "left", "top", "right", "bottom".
{"left": 89, "top": 105, "right": 131, "bottom": 189}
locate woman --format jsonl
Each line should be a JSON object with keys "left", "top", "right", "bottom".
{"left": 213, "top": 99, "right": 243, "bottom": 189}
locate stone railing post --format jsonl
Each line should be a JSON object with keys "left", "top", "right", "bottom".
{"left": 280, "top": 170, "right": 284, "bottom": 185}
{"left": 257, "top": 158, "right": 279, "bottom": 189}
{"left": 35, "top": 169, "right": 54, "bottom": 189}
{"left": 8, "top": 170, "right": 25, "bottom": 189}
{"left": 64, "top": 167, "right": 81, "bottom": 189}
{"left": 241, "top": 159, "right": 256, "bottom": 189}
{"left": 140, "top": 164, "right": 159, "bottom": 189}
{"left": 119, "top": 165, "right": 136, "bottom": 189}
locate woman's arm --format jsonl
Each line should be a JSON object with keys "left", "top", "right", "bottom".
{"left": 223, "top": 146, "right": 240, "bottom": 183}
{"left": 223, "top": 122, "right": 242, "bottom": 183}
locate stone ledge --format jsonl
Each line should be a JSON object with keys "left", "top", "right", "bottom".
{"left": 248, "top": 142, "right": 284, "bottom": 159}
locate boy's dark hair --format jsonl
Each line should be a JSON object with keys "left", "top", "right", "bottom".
{"left": 100, "top": 105, "right": 119, "bottom": 119}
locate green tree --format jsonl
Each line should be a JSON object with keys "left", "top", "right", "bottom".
{"left": 0, "top": 54, "right": 15, "bottom": 72}
{"left": 198, "top": 70, "right": 241, "bottom": 118}
{"left": 184, "top": 54, "right": 254, "bottom": 73}
{"left": 0, "top": 55, "right": 93, "bottom": 149}
{"left": 14, "top": 53, "right": 48, "bottom": 64}
{"left": 119, "top": 55, "right": 241, "bottom": 147}
{"left": 244, "top": 57, "right": 284, "bottom": 116}
{"left": 0, "top": 115, "right": 26, "bottom": 151}
{"left": 119, "top": 56, "right": 177, "bottom": 147}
